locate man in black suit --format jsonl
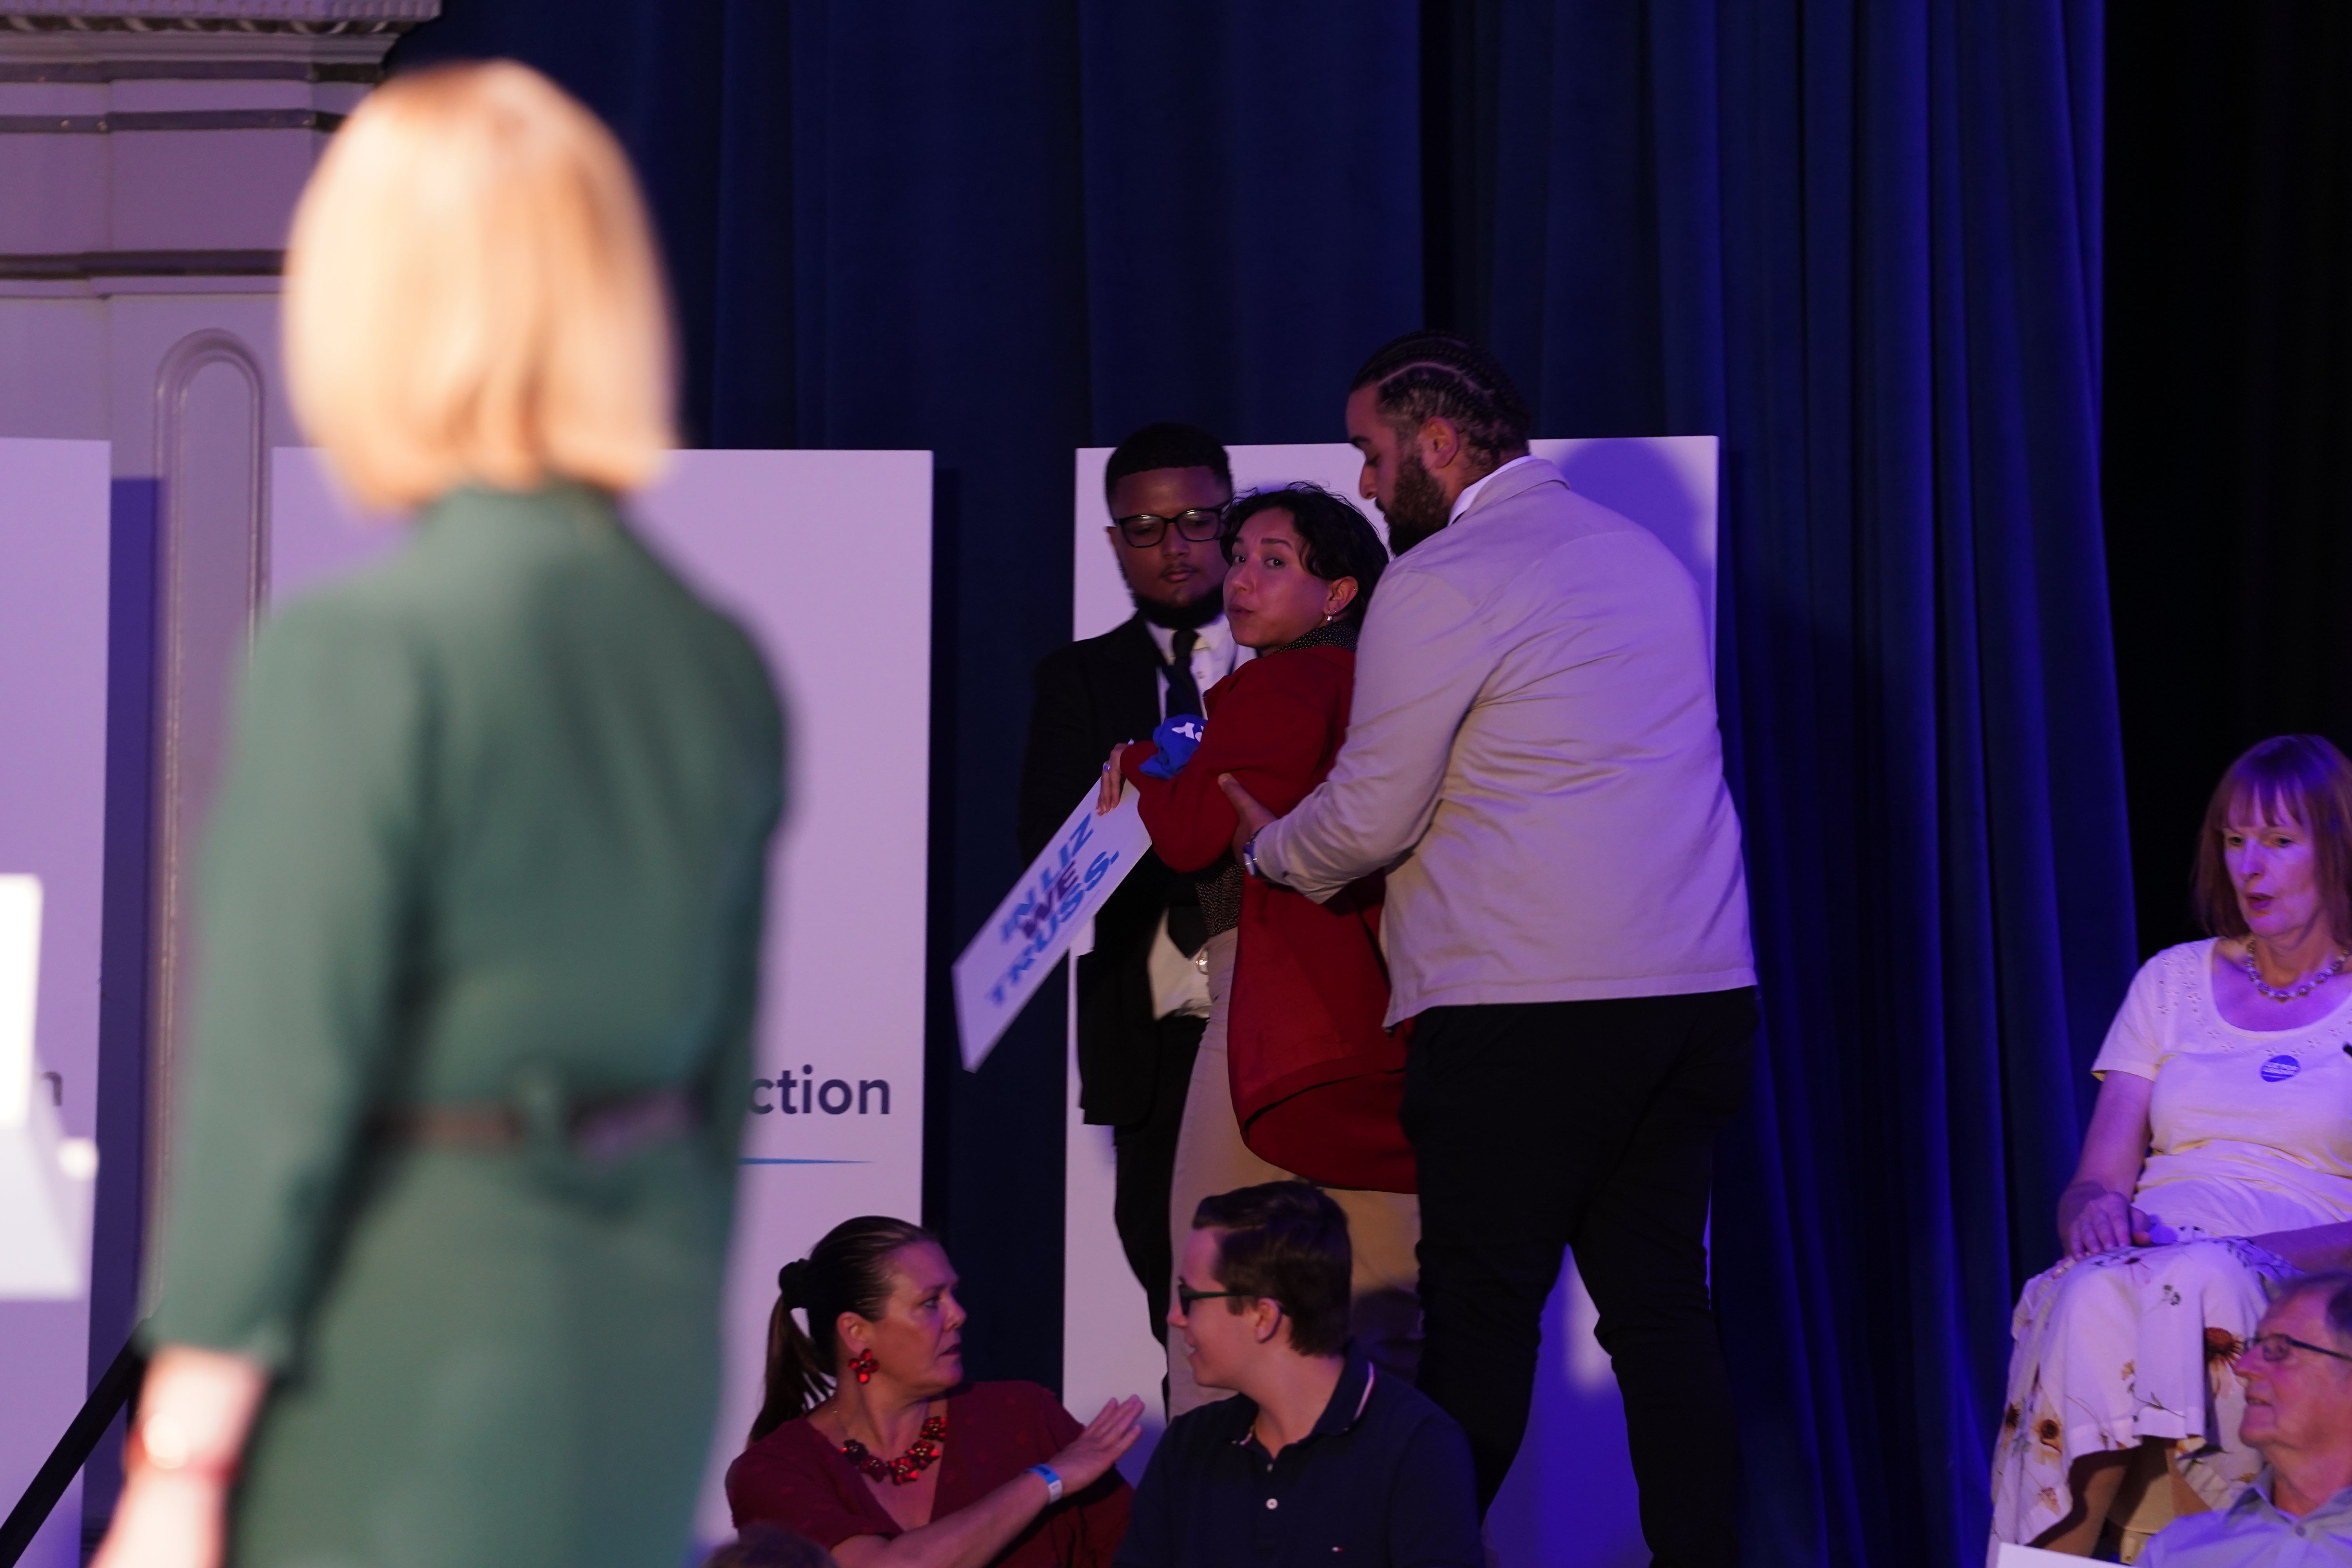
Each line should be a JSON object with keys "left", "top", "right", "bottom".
{"left": 1018, "top": 422, "right": 1240, "bottom": 1350}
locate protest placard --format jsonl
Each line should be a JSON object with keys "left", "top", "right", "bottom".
{"left": 953, "top": 788, "right": 1151, "bottom": 1070}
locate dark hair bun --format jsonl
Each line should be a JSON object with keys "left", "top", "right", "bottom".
{"left": 776, "top": 1258, "right": 811, "bottom": 1307}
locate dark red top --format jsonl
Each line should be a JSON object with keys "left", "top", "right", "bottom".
{"left": 724, "top": 1381, "right": 1129, "bottom": 1567}
{"left": 1121, "top": 643, "right": 1415, "bottom": 1192}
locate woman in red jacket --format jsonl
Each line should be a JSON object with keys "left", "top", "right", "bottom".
{"left": 1100, "top": 483, "right": 1421, "bottom": 1416}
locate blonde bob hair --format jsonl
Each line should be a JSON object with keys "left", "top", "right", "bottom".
{"left": 284, "top": 61, "right": 675, "bottom": 510}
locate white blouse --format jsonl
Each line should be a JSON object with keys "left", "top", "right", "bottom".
{"left": 2093, "top": 939, "right": 2352, "bottom": 1238}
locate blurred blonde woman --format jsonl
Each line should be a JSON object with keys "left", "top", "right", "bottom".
{"left": 93, "top": 62, "right": 784, "bottom": 1568}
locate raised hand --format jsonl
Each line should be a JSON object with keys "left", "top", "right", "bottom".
{"left": 1097, "top": 744, "right": 1130, "bottom": 815}
{"left": 1047, "top": 1396, "right": 1145, "bottom": 1494}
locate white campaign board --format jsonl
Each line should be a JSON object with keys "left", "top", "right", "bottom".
{"left": 269, "top": 449, "right": 932, "bottom": 1549}
{"left": 0, "top": 439, "right": 111, "bottom": 1568}
{"left": 1070, "top": 437, "right": 1720, "bottom": 661}
{"left": 1063, "top": 437, "right": 1718, "bottom": 1562}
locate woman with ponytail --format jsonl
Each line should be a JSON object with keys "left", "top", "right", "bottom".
{"left": 727, "top": 1217, "right": 1139, "bottom": 1566}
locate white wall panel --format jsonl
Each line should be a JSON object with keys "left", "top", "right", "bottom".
{"left": 0, "top": 438, "right": 115, "bottom": 1568}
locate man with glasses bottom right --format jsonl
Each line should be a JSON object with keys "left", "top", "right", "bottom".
{"left": 2140, "top": 1272, "right": 2352, "bottom": 1564}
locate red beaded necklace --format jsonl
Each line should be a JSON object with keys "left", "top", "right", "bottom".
{"left": 840, "top": 1414, "right": 947, "bottom": 1485}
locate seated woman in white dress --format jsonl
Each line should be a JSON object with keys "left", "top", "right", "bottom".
{"left": 1994, "top": 735, "right": 2352, "bottom": 1557}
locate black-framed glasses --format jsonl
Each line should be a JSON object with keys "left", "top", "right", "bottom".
{"left": 1113, "top": 508, "right": 1227, "bottom": 548}
{"left": 2247, "top": 1331, "right": 2352, "bottom": 1365}
{"left": 1174, "top": 1281, "right": 1261, "bottom": 1312}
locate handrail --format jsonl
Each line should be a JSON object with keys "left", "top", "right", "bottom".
{"left": 0, "top": 1335, "right": 146, "bottom": 1568}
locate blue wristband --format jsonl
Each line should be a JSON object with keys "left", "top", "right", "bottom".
{"left": 1241, "top": 831, "right": 1263, "bottom": 880}
{"left": 1029, "top": 1463, "right": 1064, "bottom": 1504}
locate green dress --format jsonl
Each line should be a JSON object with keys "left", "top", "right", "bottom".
{"left": 148, "top": 483, "right": 786, "bottom": 1568}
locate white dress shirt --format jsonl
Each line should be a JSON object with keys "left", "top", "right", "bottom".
{"left": 1142, "top": 613, "right": 1246, "bottom": 1019}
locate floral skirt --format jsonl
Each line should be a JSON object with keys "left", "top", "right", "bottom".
{"left": 1991, "top": 1236, "right": 2296, "bottom": 1546}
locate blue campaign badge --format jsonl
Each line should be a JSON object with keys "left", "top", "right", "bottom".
{"left": 2261, "top": 1054, "right": 2302, "bottom": 1083}
{"left": 1139, "top": 713, "right": 1206, "bottom": 779}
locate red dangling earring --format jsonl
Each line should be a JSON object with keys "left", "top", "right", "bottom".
{"left": 849, "top": 1348, "right": 877, "bottom": 1385}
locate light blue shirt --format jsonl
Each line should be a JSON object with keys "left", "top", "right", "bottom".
{"left": 2141, "top": 1474, "right": 2352, "bottom": 1566}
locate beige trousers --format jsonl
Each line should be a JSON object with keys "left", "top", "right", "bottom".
{"left": 1165, "top": 928, "right": 1422, "bottom": 1416}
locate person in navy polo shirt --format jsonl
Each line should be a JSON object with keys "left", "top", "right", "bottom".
{"left": 1115, "top": 1182, "right": 1479, "bottom": 1567}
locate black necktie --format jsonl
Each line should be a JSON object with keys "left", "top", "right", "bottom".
{"left": 1163, "top": 628, "right": 1203, "bottom": 719}
{"left": 1159, "top": 629, "right": 1209, "bottom": 958}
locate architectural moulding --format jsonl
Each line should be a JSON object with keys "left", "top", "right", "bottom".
{"left": 0, "top": 0, "right": 436, "bottom": 275}
{"left": 2, "top": 0, "right": 434, "bottom": 27}
{"left": 0, "top": 248, "right": 280, "bottom": 279}
{"left": 145, "top": 326, "right": 269, "bottom": 1271}
{"left": 0, "top": 2, "right": 436, "bottom": 77}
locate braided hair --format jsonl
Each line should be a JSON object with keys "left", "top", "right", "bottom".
{"left": 1348, "top": 330, "right": 1532, "bottom": 472}
{"left": 751, "top": 1215, "right": 935, "bottom": 1441}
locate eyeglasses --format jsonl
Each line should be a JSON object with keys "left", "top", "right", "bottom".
{"left": 1174, "top": 1281, "right": 1260, "bottom": 1313}
{"left": 2246, "top": 1331, "right": 2352, "bottom": 1365}
{"left": 1113, "top": 508, "right": 1227, "bottom": 548}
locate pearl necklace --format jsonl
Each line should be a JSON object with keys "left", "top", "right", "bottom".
{"left": 2240, "top": 942, "right": 2351, "bottom": 1003}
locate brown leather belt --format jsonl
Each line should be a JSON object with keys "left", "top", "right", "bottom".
{"left": 382, "top": 1086, "right": 698, "bottom": 1165}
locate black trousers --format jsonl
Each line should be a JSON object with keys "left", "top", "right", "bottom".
{"left": 1404, "top": 987, "right": 1757, "bottom": 1566}
{"left": 1109, "top": 1013, "right": 1205, "bottom": 1348}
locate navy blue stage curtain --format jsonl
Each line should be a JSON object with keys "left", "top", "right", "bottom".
{"left": 390, "top": 1, "right": 1421, "bottom": 1393}
{"left": 393, "top": 4, "right": 2132, "bottom": 1559}
{"left": 1076, "top": 7, "right": 1423, "bottom": 442}
{"left": 1436, "top": 2, "right": 2135, "bottom": 1561}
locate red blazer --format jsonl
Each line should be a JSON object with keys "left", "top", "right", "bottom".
{"left": 1120, "top": 643, "right": 1414, "bottom": 1192}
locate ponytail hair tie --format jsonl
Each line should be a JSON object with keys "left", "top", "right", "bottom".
{"left": 776, "top": 1258, "right": 812, "bottom": 1308}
